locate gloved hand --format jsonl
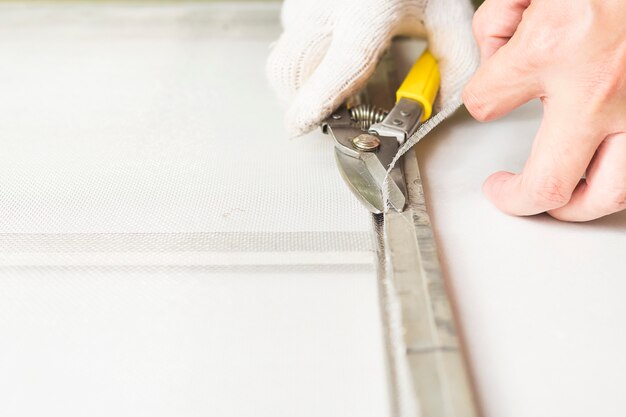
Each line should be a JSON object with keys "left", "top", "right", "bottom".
{"left": 267, "top": 0, "right": 479, "bottom": 137}
{"left": 463, "top": 0, "right": 626, "bottom": 221}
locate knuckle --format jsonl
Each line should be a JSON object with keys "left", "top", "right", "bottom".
{"left": 471, "top": 3, "right": 497, "bottom": 44}
{"left": 582, "top": 65, "right": 626, "bottom": 112}
{"left": 596, "top": 186, "right": 626, "bottom": 213}
{"left": 516, "top": 23, "right": 562, "bottom": 67}
{"left": 527, "top": 175, "right": 571, "bottom": 208}
{"left": 471, "top": 10, "right": 487, "bottom": 41}
{"left": 530, "top": 28, "right": 560, "bottom": 58}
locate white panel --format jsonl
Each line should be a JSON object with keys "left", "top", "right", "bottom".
{"left": 0, "top": 4, "right": 388, "bottom": 417}
{"left": 0, "top": 268, "right": 389, "bottom": 417}
{"left": 0, "top": 3, "right": 370, "bottom": 235}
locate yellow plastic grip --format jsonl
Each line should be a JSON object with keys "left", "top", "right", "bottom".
{"left": 396, "top": 50, "right": 440, "bottom": 121}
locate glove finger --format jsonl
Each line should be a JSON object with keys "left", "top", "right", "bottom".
{"left": 285, "top": 27, "right": 391, "bottom": 136}
{"left": 423, "top": 0, "right": 479, "bottom": 110}
{"left": 266, "top": 28, "right": 333, "bottom": 103}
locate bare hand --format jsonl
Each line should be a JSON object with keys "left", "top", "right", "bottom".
{"left": 463, "top": 0, "right": 626, "bottom": 221}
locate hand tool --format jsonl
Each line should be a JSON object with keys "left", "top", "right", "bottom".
{"left": 324, "top": 47, "right": 479, "bottom": 417}
{"left": 322, "top": 50, "right": 440, "bottom": 213}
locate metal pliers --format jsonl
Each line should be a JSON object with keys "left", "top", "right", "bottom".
{"left": 322, "top": 50, "right": 440, "bottom": 213}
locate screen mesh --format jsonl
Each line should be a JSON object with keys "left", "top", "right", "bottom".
{"left": 0, "top": 3, "right": 375, "bottom": 268}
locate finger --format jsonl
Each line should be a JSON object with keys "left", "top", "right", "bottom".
{"left": 423, "top": 0, "right": 479, "bottom": 107}
{"left": 548, "top": 133, "right": 626, "bottom": 221}
{"left": 463, "top": 38, "right": 542, "bottom": 122}
{"left": 483, "top": 101, "right": 605, "bottom": 215}
{"left": 473, "top": 0, "right": 531, "bottom": 61}
{"left": 266, "top": 28, "right": 332, "bottom": 102}
{"left": 284, "top": 27, "right": 389, "bottom": 136}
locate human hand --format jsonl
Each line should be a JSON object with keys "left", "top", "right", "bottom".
{"left": 267, "top": 0, "right": 478, "bottom": 137}
{"left": 463, "top": 0, "right": 626, "bottom": 221}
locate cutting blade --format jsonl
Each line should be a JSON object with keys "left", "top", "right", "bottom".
{"left": 333, "top": 141, "right": 407, "bottom": 213}
{"left": 334, "top": 148, "right": 383, "bottom": 213}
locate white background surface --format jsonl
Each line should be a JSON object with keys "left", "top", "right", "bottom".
{"left": 1, "top": 3, "right": 626, "bottom": 417}
{"left": 419, "top": 103, "right": 626, "bottom": 417}
{"left": 0, "top": 267, "right": 389, "bottom": 417}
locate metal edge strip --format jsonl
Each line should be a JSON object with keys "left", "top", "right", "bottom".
{"left": 378, "top": 149, "right": 479, "bottom": 417}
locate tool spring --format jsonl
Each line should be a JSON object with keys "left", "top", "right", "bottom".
{"left": 349, "top": 105, "right": 388, "bottom": 130}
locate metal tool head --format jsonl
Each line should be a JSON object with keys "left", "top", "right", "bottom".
{"left": 322, "top": 106, "right": 407, "bottom": 213}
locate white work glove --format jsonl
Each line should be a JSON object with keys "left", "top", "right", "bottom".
{"left": 267, "top": 0, "right": 479, "bottom": 137}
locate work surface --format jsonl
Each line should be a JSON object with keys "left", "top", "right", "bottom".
{"left": 1, "top": 3, "right": 625, "bottom": 417}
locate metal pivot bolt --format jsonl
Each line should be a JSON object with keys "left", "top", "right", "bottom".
{"left": 352, "top": 134, "right": 381, "bottom": 152}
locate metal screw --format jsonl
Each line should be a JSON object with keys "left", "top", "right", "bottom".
{"left": 392, "top": 119, "right": 403, "bottom": 126}
{"left": 331, "top": 114, "right": 342, "bottom": 120}
{"left": 400, "top": 110, "right": 411, "bottom": 117}
{"left": 352, "top": 134, "right": 381, "bottom": 152}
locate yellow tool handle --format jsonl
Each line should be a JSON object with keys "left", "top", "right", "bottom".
{"left": 396, "top": 50, "right": 440, "bottom": 121}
